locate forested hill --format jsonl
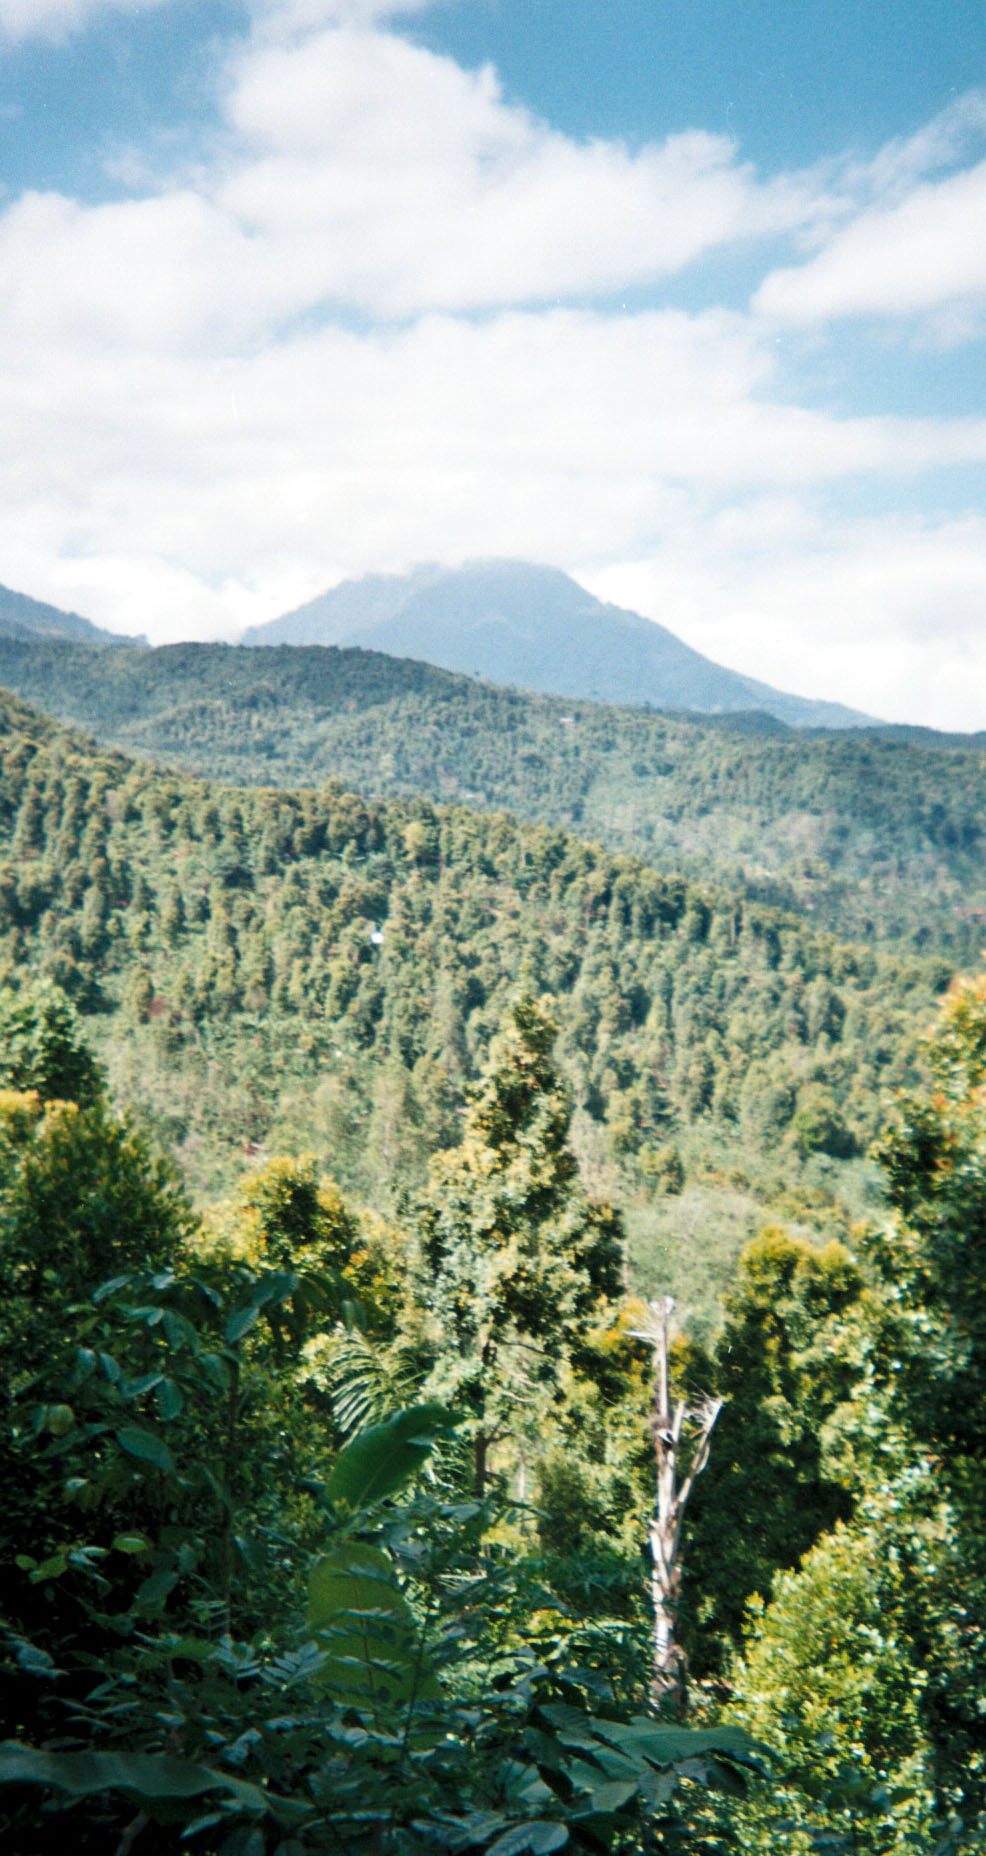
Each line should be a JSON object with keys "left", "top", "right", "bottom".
{"left": 0, "top": 686, "right": 948, "bottom": 1329}
{"left": 1, "top": 630, "right": 984, "bottom": 954}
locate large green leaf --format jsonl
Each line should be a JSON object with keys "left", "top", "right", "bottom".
{"left": 570, "top": 1780, "right": 637, "bottom": 1815}
{"left": 0, "top": 1741, "right": 266, "bottom": 1811}
{"left": 487, "top": 1825, "right": 569, "bottom": 1855}
{"left": 307, "top": 1542, "right": 438, "bottom": 1712}
{"left": 225, "top": 1271, "right": 298, "bottom": 1343}
{"left": 115, "top": 1425, "right": 176, "bottom": 1474}
{"left": 155, "top": 1376, "right": 184, "bottom": 1420}
{"left": 324, "top": 1403, "right": 454, "bottom": 1512}
{"left": 593, "top": 1717, "right": 758, "bottom": 1770}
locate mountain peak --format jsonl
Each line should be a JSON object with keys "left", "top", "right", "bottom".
{"left": 241, "top": 560, "right": 873, "bottom": 729}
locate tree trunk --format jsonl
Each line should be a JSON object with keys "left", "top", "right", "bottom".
{"left": 474, "top": 1427, "right": 488, "bottom": 1499}
{"left": 637, "top": 1297, "right": 722, "bottom": 1715}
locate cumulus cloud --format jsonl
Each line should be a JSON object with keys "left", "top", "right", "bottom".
{"left": 1, "top": 4, "right": 985, "bottom": 726}
{"left": 3, "top": 292, "right": 985, "bottom": 680}
{"left": 215, "top": 22, "right": 817, "bottom": 320}
{"left": 587, "top": 514, "right": 986, "bottom": 731}
{"left": 0, "top": 19, "right": 819, "bottom": 342}
{"left": 751, "top": 92, "right": 986, "bottom": 329}
{"left": 0, "top": 190, "right": 255, "bottom": 352}
{"left": 0, "top": 18, "right": 825, "bottom": 341}
{"left": 756, "top": 158, "right": 986, "bottom": 325}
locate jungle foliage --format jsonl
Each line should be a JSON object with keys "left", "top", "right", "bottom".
{"left": 2, "top": 958, "right": 986, "bottom": 1850}
{"left": 715, "top": 973, "right": 986, "bottom": 1852}
{"left": 0, "top": 986, "right": 762, "bottom": 1852}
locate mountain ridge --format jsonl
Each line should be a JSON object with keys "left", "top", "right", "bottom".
{"left": 0, "top": 582, "right": 145, "bottom": 648}
{"left": 0, "top": 628, "right": 980, "bottom": 957}
{"left": 240, "top": 559, "right": 875, "bottom": 730}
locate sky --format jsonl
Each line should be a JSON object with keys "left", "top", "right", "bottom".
{"left": 1, "top": 0, "right": 986, "bottom": 728}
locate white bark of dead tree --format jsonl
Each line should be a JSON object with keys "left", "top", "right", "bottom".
{"left": 632, "top": 1296, "right": 723, "bottom": 1715}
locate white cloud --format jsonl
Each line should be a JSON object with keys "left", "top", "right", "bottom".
{"left": 851, "top": 89, "right": 986, "bottom": 200}
{"left": 0, "top": 6, "right": 985, "bottom": 727}
{"left": 215, "top": 23, "right": 816, "bottom": 319}
{"left": 3, "top": 294, "right": 985, "bottom": 695}
{"left": 586, "top": 514, "right": 986, "bottom": 731}
{"left": 0, "top": 21, "right": 819, "bottom": 346}
{"left": 0, "top": 190, "right": 255, "bottom": 352}
{"left": 756, "top": 156, "right": 986, "bottom": 326}
{"left": 0, "top": 0, "right": 167, "bottom": 42}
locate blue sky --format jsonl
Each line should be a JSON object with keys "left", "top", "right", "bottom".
{"left": 1, "top": 0, "right": 985, "bottom": 726}
{"left": 406, "top": 1, "right": 986, "bottom": 167}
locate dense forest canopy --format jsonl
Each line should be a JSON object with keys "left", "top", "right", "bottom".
{"left": 0, "top": 673, "right": 983, "bottom": 1850}
{"left": 1, "top": 633, "right": 984, "bottom": 955}
{"left": 1, "top": 937, "right": 985, "bottom": 1849}
{"left": 0, "top": 688, "right": 951, "bottom": 1332}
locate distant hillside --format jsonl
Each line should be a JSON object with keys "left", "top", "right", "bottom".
{"left": 0, "top": 630, "right": 982, "bottom": 956}
{"left": 241, "top": 560, "right": 873, "bottom": 729}
{"left": 0, "top": 582, "right": 144, "bottom": 647}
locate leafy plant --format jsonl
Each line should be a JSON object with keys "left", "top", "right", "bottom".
{"left": 2, "top": 1397, "right": 759, "bottom": 1852}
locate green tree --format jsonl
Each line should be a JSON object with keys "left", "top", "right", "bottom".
{"left": 1, "top": 1382, "right": 756, "bottom": 1852}
{"left": 726, "top": 1484, "right": 945, "bottom": 1854}
{"left": 196, "top": 1152, "right": 398, "bottom": 1326}
{"left": 0, "top": 980, "right": 102, "bottom": 1104}
{"left": 791, "top": 1080, "right": 854, "bottom": 1157}
{"left": 679, "top": 1229, "right": 865, "bottom": 1671}
{"left": 0, "top": 1090, "right": 192, "bottom": 1371}
{"left": 721, "top": 976, "right": 986, "bottom": 1850}
{"left": 867, "top": 969, "right": 986, "bottom": 1457}
{"left": 414, "top": 997, "right": 624, "bottom": 1493}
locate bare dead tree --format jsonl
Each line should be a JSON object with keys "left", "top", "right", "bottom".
{"left": 631, "top": 1296, "right": 723, "bottom": 1715}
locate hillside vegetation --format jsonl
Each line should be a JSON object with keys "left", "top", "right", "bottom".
{"left": 1, "top": 681, "right": 984, "bottom": 1850}
{"left": 1, "top": 632, "right": 984, "bottom": 955}
{"left": 0, "top": 688, "right": 949, "bottom": 1337}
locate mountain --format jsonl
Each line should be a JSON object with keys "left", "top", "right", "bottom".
{"left": 0, "top": 629, "right": 981, "bottom": 956}
{"left": 240, "top": 560, "right": 873, "bottom": 729}
{"left": 0, "top": 582, "right": 144, "bottom": 647}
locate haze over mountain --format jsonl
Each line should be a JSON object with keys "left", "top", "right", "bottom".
{"left": 241, "top": 561, "right": 874, "bottom": 729}
{"left": 0, "top": 583, "right": 144, "bottom": 648}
